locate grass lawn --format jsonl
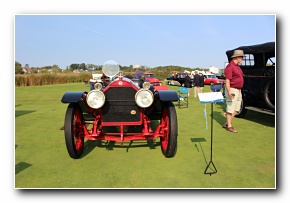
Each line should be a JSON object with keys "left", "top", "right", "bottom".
{"left": 15, "top": 82, "right": 276, "bottom": 188}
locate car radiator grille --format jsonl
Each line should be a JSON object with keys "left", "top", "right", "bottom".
{"left": 102, "top": 87, "right": 140, "bottom": 122}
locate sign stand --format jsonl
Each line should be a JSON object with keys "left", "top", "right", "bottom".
{"left": 203, "top": 102, "right": 217, "bottom": 175}
{"left": 198, "top": 92, "right": 224, "bottom": 176}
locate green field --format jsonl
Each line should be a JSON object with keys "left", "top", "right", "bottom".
{"left": 15, "top": 83, "right": 275, "bottom": 188}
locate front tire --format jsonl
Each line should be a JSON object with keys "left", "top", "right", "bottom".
{"left": 64, "top": 103, "right": 84, "bottom": 159}
{"left": 160, "top": 102, "right": 178, "bottom": 158}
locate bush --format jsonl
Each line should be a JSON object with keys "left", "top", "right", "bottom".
{"left": 15, "top": 72, "right": 94, "bottom": 87}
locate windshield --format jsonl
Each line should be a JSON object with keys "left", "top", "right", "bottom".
{"left": 145, "top": 74, "right": 155, "bottom": 78}
{"left": 102, "top": 59, "right": 120, "bottom": 79}
{"left": 207, "top": 75, "right": 216, "bottom": 79}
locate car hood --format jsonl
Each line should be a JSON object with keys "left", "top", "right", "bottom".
{"left": 145, "top": 78, "right": 161, "bottom": 83}
{"left": 217, "top": 79, "right": 225, "bottom": 83}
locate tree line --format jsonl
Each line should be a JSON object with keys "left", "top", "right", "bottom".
{"left": 15, "top": 61, "right": 206, "bottom": 75}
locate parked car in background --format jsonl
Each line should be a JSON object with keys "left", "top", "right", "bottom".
{"left": 144, "top": 72, "right": 162, "bottom": 86}
{"left": 203, "top": 74, "right": 225, "bottom": 85}
{"left": 216, "top": 73, "right": 225, "bottom": 80}
{"left": 166, "top": 72, "right": 194, "bottom": 86}
{"left": 225, "top": 41, "right": 275, "bottom": 117}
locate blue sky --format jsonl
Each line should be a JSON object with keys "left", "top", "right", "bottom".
{"left": 15, "top": 14, "right": 275, "bottom": 70}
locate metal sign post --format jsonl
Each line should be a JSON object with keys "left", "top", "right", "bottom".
{"left": 198, "top": 92, "right": 224, "bottom": 176}
{"left": 204, "top": 102, "right": 217, "bottom": 175}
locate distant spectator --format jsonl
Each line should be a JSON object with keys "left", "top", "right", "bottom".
{"left": 184, "top": 72, "right": 192, "bottom": 97}
{"left": 199, "top": 72, "right": 204, "bottom": 93}
{"left": 133, "top": 64, "right": 144, "bottom": 79}
{"left": 193, "top": 70, "right": 201, "bottom": 98}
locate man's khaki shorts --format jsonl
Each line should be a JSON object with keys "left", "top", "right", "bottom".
{"left": 225, "top": 87, "right": 242, "bottom": 114}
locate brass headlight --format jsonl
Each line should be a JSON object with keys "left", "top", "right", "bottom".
{"left": 86, "top": 90, "right": 105, "bottom": 109}
{"left": 94, "top": 82, "right": 103, "bottom": 90}
{"left": 142, "top": 81, "right": 151, "bottom": 89}
{"left": 135, "top": 89, "right": 154, "bottom": 108}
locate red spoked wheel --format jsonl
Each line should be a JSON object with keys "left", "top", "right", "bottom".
{"left": 64, "top": 103, "right": 84, "bottom": 159}
{"left": 160, "top": 101, "right": 178, "bottom": 158}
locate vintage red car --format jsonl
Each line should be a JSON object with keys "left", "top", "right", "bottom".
{"left": 61, "top": 64, "right": 179, "bottom": 159}
{"left": 143, "top": 72, "right": 162, "bottom": 86}
{"left": 203, "top": 74, "right": 225, "bottom": 85}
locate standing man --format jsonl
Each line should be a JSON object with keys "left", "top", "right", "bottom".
{"left": 199, "top": 72, "right": 204, "bottom": 93}
{"left": 133, "top": 64, "right": 144, "bottom": 79}
{"left": 223, "top": 50, "right": 245, "bottom": 133}
{"left": 184, "top": 72, "right": 192, "bottom": 97}
{"left": 193, "top": 70, "right": 200, "bottom": 98}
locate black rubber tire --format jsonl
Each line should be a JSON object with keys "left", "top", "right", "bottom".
{"left": 264, "top": 79, "right": 275, "bottom": 110}
{"left": 64, "top": 103, "right": 84, "bottom": 159}
{"left": 160, "top": 102, "right": 178, "bottom": 158}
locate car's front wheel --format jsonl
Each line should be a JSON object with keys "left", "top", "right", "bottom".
{"left": 64, "top": 103, "right": 84, "bottom": 159}
{"left": 160, "top": 102, "right": 178, "bottom": 158}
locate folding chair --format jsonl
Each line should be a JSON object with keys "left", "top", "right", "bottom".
{"left": 210, "top": 84, "right": 225, "bottom": 97}
{"left": 177, "top": 87, "right": 189, "bottom": 108}
{"left": 210, "top": 84, "right": 223, "bottom": 92}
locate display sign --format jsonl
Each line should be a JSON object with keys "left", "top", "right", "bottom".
{"left": 198, "top": 92, "right": 224, "bottom": 104}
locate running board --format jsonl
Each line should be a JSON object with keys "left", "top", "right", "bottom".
{"left": 245, "top": 106, "right": 275, "bottom": 115}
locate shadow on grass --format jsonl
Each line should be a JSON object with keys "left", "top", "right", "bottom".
{"left": 124, "top": 140, "right": 158, "bottom": 152}
{"left": 190, "top": 137, "right": 217, "bottom": 174}
{"left": 190, "top": 137, "right": 208, "bottom": 165}
{"left": 242, "top": 110, "right": 275, "bottom": 127}
{"left": 15, "top": 162, "right": 32, "bottom": 175}
{"left": 81, "top": 139, "right": 160, "bottom": 158}
{"left": 15, "top": 144, "right": 33, "bottom": 174}
{"left": 210, "top": 101, "right": 275, "bottom": 128}
{"left": 15, "top": 110, "right": 36, "bottom": 118}
{"left": 212, "top": 109, "right": 275, "bottom": 128}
